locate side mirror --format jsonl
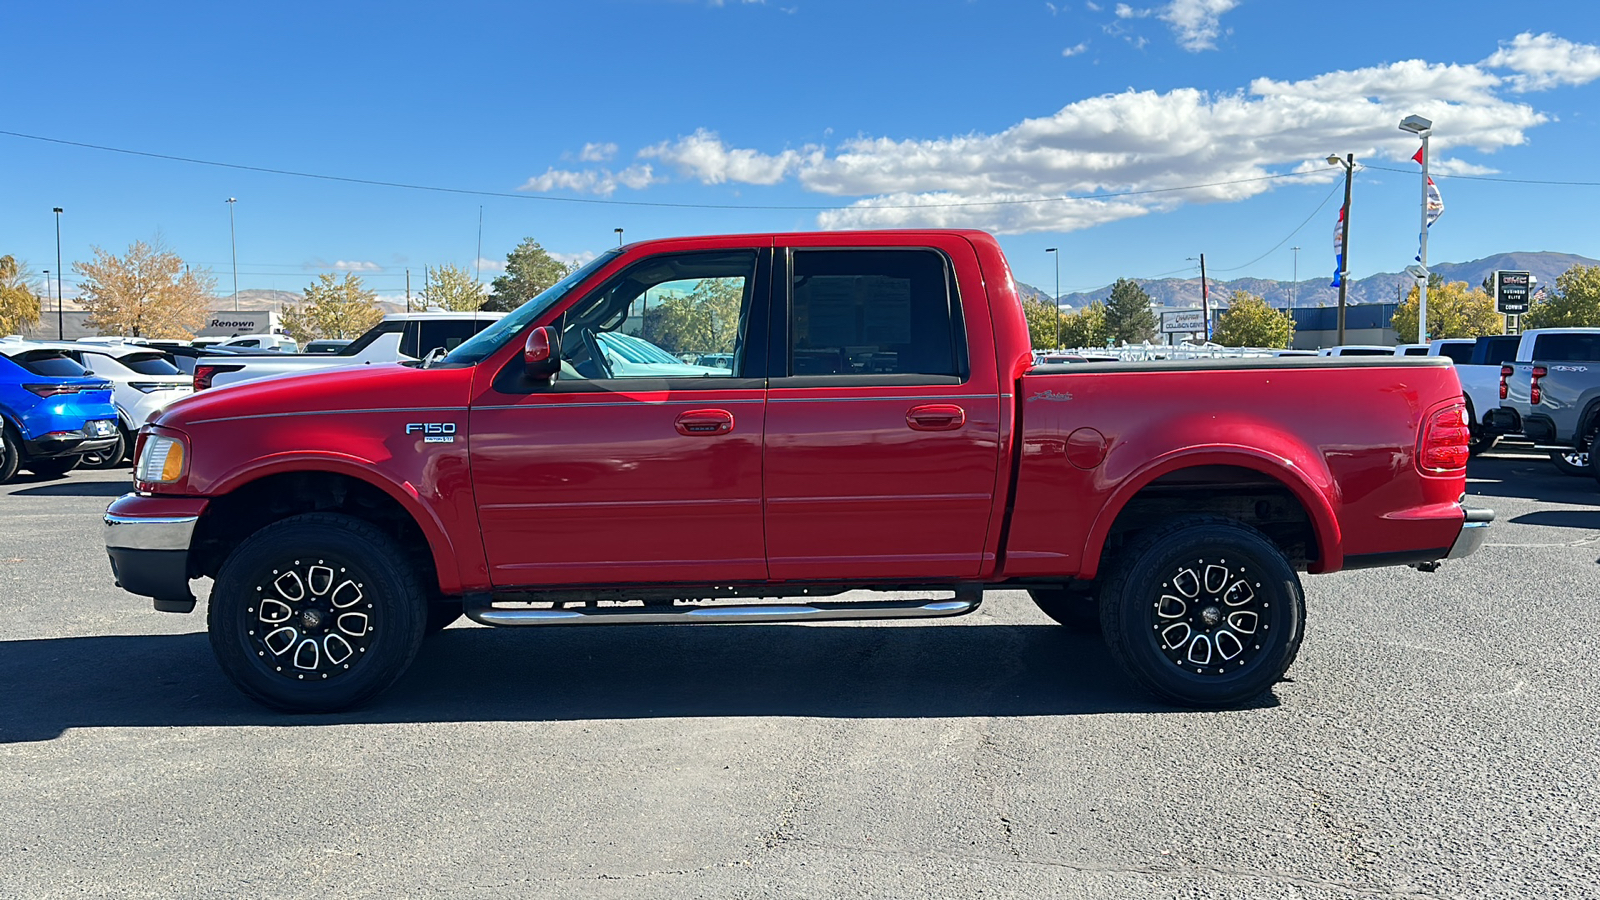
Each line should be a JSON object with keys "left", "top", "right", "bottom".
{"left": 523, "top": 326, "right": 561, "bottom": 382}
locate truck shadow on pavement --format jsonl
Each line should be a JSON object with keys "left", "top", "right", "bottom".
{"left": 1466, "top": 454, "right": 1596, "bottom": 505}
{"left": 0, "top": 622, "right": 1275, "bottom": 743}
{"left": 12, "top": 479, "right": 133, "bottom": 498}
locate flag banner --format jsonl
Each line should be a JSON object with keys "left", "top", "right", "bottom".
{"left": 1426, "top": 177, "right": 1444, "bottom": 227}
{"left": 1331, "top": 206, "right": 1346, "bottom": 288}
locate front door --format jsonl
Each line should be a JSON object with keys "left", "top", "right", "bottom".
{"left": 469, "top": 245, "right": 772, "bottom": 587}
{"left": 762, "top": 238, "right": 1003, "bottom": 581}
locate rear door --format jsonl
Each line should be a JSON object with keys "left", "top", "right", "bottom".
{"left": 762, "top": 235, "right": 1003, "bottom": 581}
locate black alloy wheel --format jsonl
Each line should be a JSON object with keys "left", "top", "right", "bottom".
{"left": 1099, "top": 516, "right": 1305, "bottom": 709}
{"left": 208, "top": 513, "right": 427, "bottom": 713}
{"left": 0, "top": 428, "right": 20, "bottom": 483}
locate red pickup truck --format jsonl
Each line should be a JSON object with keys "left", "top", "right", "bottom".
{"left": 104, "top": 230, "right": 1491, "bottom": 713}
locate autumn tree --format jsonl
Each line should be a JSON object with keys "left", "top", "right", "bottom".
{"left": 1213, "top": 290, "right": 1293, "bottom": 348}
{"left": 1522, "top": 265, "right": 1600, "bottom": 329}
{"left": 282, "top": 273, "right": 384, "bottom": 343}
{"left": 1022, "top": 296, "right": 1063, "bottom": 349}
{"left": 422, "top": 263, "right": 484, "bottom": 311}
{"left": 73, "top": 240, "right": 214, "bottom": 338}
{"left": 485, "top": 238, "right": 573, "bottom": 312}
{"left": 1060, "top": 301, "right": 1110, "bottom": 349}
{"left": 1104, "top": 278, "right": 1158, "bottom": 344}
{"left": 1390, "top": 280, "right": 1503, "bottom": 343}
{"left": 641, "top": 278, "right": 743, "bottom": 355}
{"left": 0, "top": 255, "right": 44, "bottom": 335}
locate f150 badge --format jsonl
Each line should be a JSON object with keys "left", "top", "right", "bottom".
{"left": 406, "top": 422, "right": 457, "bottom": 443}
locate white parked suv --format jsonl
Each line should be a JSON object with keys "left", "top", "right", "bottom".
{"left": 14, "top": 341, "right": 192, "bottom": 466}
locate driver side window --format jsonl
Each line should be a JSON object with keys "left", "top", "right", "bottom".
{"left": 557, "top": 250, "right": 757, "bottom": 382}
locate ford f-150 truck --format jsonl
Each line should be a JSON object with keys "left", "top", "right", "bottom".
{"left": 104, "top": 230, "right": 1491, "bottom": 713}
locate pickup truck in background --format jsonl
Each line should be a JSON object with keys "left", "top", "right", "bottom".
{"left": 1490, "top": 328, "right": 1600, "bottom": 476}
{"left": 1430, "top": 335, "right": 1513, "bottom": 456}
{"left": 105, "top": 230, "right": 1490, "bottom": 714}
{"left": 193, "top": 311, "right": 505, "bottom": 390}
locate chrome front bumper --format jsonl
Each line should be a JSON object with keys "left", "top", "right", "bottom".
{"left": 104, "top": 511, "right": 199, "bottom": 551}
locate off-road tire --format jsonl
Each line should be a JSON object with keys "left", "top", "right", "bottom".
{"left": 1028, "top": 587, "right": 1101, "bottom": 635}
{"left": 208, "top": 513, "right": 428, "bottom": 713}
{"left": 1099, "top": 516, "right": 1305, "bottom": 709}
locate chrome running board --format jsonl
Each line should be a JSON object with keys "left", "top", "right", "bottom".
{"left": 465, "top": 591, "right": 982, "bottom": 628}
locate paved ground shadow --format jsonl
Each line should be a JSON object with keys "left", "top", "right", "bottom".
{"left": 0, "top": 622, "right": 1270, "bottom": 743}
{"left": 14, "top": 479, "right": 133, "bottom": 498}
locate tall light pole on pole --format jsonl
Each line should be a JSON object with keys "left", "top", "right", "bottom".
{"left": 614, "top": 227, "right": 624, "bottom": 247}
{"left": 1045, "top": 247, "right": 1060, "bottom": 349}
{"left": 1400, "top": 115, "right": 1434, "bottom": 343}
{"left": 52, "top": 208, "right": 64, "bottom": 339}
{"left": 226, "top": 198, "right": 239, "bottom": 312}
{"left": 1291, "top": 245, "right": 1300, "bottom": 318}
{"left": 1326, "top": 154, "right": 1354, "bottom": 346}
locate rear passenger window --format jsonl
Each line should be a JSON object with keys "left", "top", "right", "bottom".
{"left": 787, "top": 249, "right": 964, "bottom": 381}
{"left": 1531, "top": 333, "right": 1600, "bottom": 362}
{"left": 1437, "top": 343, "right": 1474, "bottom": 364}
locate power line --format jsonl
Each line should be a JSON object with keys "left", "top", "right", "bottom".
{"left": 1, "top": 128, "right": 1322, "bottom": 212}
{"left": 1210, "top": 177, "right": 1344, "bottom": 273}
{"left": 1361, "top": 163, "right": 1600, "bottom": 187}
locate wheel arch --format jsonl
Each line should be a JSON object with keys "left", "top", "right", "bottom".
{"left": 1081, "top": 448, "right": 1341, "bottom": 581}
{"left": 190, "top": 462, "right": 462, "bottom": 595}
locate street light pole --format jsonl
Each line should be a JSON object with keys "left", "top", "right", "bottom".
{"left": 1400, "top": 115, "right": 1434, "bottom": 343}
{"left": 1326, "top": 154, "right": 1353, "bottom": 345}
{"left": 615, "top": 227, "right": 624, "bottom": 247}
{"left": 53, "top": 207, "right": 64, "bottom": 339}
{"left": 1291, "top": 245, "right": 1300, "bottom": 318}
{"left": 226, "top": 198, "right": 239, "bottom": 312}
{"left": 1045, "top": 247, "right": 1060, "bottom": 349}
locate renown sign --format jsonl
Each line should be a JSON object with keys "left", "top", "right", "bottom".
{"left": 197, "top": 310, "right": 279, "bottom": 337}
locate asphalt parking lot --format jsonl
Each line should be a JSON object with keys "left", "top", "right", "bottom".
{"left": 2, "top": 450, "right": 1597, "bottom": 900}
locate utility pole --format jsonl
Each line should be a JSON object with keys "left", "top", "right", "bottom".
{"left": 53, "top": 207, "right": 64, "bottom": 339}
{"left": 405, "top": 269, "right": 412, "bottom": 313}
{"left": 1291, "top": 246, "right": 1300, "bottom": 321}
{"left": 1045, "top": 247, "right": 1060, "bottom": 349}
{"left": 1327, "top": 153, "right": 1354, "bottom": 345}
{"left": 1199, "top": 253, "right": 1209, "bottom": 342}
{"left": 226, "top": 198, "right": 239, "bottom": 312}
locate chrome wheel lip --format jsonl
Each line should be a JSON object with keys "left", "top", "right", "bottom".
{"left": 244, "top": 558, "right": 375, "bottom": 682}
{"left": 1151, "top": 557, "right": 1269, "bottom": 678}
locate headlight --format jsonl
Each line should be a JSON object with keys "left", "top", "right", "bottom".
{"left": 136, "top": 434, "right": 188, "bottom": 484}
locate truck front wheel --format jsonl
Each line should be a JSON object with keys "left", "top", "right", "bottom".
{"left": 1099, "top": 517, "right": 1305, "bottom": 709}
{"left": 207, "top": 513, "right": 428, "bottom": 713}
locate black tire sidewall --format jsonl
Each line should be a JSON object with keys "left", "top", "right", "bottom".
{"left": 26, "top": 455, "right": 80, "bottom": 478}
{"left": 0, "top": 427, "right": 19, "bottom": 484}
{"left": 208, "top": 514, "right": 426, "bottom": 713}
{"left": 79, "top": 432, "right": 126, "bottom": 469}
{"left": 1101, "top": 520, "right": 1304, "bottom": 708}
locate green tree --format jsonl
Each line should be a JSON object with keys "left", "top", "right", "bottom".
{"left": 0, "top": 255, "right": 44, "bottom": 335}
{"left": 1522, "top": 265, "right": 1600, "bottom": 329}
{"left": 641, "top": 278, "right": 743, "bottom": 355}
{"left": 73, "top": 239, "right": 214, "bottom": 338}
{"left": 485, "top": 238, "right": 573, "bottom": 312}
{"left": 1390, "top": 280, "right": 1503, "bottom": 342}
{"left": 1104, "top": 278, "right": 1157, "bottom": 344}
{"left": 1213, "top": 290, "right": 1293, "bottom": 348}
{"left": 282, "top": 273, "right": 384, "bottom": 343}
{"left": 422, "top": 263, "right": 484, "bottom": 311}
{"left": 1022, "top": 296, "right": 1063, "bottom": 349}
{"left": 1060, "top": 301, "right": 1110, "bottom": 349}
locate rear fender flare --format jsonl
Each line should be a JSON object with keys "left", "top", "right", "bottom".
{"left": 1080, "top": 445, "right": 1342, "bottom": 580}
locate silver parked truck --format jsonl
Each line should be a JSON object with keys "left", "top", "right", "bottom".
{"left": 1486, "top": 328, "right": 1600, "bottom": 478}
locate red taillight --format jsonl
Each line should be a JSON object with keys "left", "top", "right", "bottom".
{"left": 24, "top": 383, "right": 82, "bottom": 397}
{"left": 1500, "top": 365, "right": 1512, "bottom": 400}
{"left": 1531, "top": 365, "right": 1547, "bottom": 405}
{"left": 1420, "top": 405, "right": 1471, "bottom": 472}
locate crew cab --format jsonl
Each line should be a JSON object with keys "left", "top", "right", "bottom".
{"left": 104, "top": 230, "right": 1490, "bottom": 713}
{"left": 192, "top": 311, "right": 505, "bottom": 390}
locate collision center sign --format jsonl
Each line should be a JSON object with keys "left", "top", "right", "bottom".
{"left": 1161, "top": 309, "right": 1207, "bottom": 334}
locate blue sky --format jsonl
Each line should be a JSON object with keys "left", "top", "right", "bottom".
{"left": 4, "top": 1, "right": 1598, "bottom": 304}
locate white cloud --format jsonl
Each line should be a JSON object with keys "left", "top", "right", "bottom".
{"left": 1485, "top": 32, "right": 1600, "bottom": 91}
{"left": 518, "top": 164, "right": 660, "bottom": 197}
{"left": 1062, "top": 41, "right": 1089, "bottom": 57}
{"left": 474, "top": 257, "right": 507, "bottom": 275}
{"left": 552, "top": 250, "right": 598, "bottom": 268}
{"left": 1085, "top": 0, "right": 1101, "bottom": 8}
{"left": 640, "top": 129, "right": 821, "bottom": 185}
{"left": 579, "top": 142, "right": 618, "bottom": 162}
{"left": 333, "top": 260, "right": 382, "bottom": 272}
{"left": 1160, "top": 0, "right": 1237, "bottom": 52}
{"left": 1114, "top": 3, "right": 1151, "bottom": 17}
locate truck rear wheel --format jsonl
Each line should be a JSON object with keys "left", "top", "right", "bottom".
{"left": 207, "top": 513, "right": 427, "bottom": 713}
{"left": 1550, "top": 449, "right": 1589, "bottom": 477}
{"left": 1099, "top": 517, "right": 1304, "bottom": 709}
{"left": 1027, "top": 588, "right": 1100, "bottom": 635}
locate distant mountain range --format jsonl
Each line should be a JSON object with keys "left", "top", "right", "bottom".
{"left": 1020, "top": 251, "right": 1600, "bottom": 310}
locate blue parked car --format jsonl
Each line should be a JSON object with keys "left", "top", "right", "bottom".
{"left": 0, "top": 345, "right": 121, "bottom": 482}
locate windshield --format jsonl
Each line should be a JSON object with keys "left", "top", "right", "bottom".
{"left": 441, "top": 249, "right": 623, "bottom": 365}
